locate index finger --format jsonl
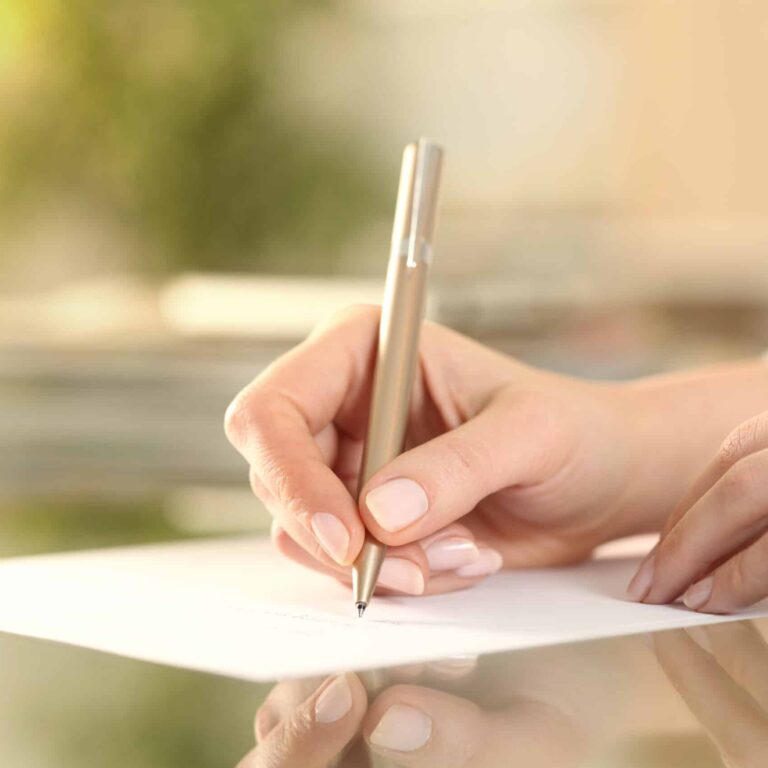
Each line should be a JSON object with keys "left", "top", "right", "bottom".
{"left": 224, "top": 305, "right": 381, "bottom": 565}
{"left": 659, "top": 414, "right": 768, "bottom": 540}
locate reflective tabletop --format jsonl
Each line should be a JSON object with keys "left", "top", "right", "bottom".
{"left": 3, "top": 618, "right": 767, "bottom": 767}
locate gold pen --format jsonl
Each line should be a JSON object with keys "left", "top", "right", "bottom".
{"left": 352, "top": 138, "right": 444, "bottom": 617}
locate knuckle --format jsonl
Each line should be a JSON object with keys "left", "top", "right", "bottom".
{"left": 718, "top": 415, "right": 768, "bottom": 468}
{"left": 248, "top": 467, "right": 269, "bottom": 500}
{"left": 443, "top": 434, "right": 492, "bottom": 479}
{"left": 223, "top": 389, "right": 252, "bottom": 448}
{"left": 279, "top": 706, "right": 314, "bottom": 748}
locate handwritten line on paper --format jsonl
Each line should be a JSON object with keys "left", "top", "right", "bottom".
{"left": 0, "top": 536, "right": 766, "bottom": 681}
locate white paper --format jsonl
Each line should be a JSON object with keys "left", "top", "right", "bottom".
{"left": 0, "top": 537, "right": 765, "bottom": 681}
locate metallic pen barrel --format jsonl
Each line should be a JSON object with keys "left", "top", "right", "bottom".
{"left": 352, "top": 139, "right": 443, "bottom": 614}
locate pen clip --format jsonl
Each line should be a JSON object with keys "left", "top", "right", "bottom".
{"left": 391, "top": 139, "right": 443, "bottom": 268}
{"left": 406, "top": 139, "right": 443, "bottom": 268}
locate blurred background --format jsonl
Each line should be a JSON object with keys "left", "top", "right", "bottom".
{"left": 2, "top": 1, "right": 768, "bottom": 763}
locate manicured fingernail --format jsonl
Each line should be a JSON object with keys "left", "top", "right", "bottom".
{"left": 315, "top": 675, "right": 353, "bottom": 724}
{"left": 310, "top": 513, "right": 350, "bottom": 564}
{"left": 683, "top": 576, "right": 713, "bottom": 611}
{"left": 365, "top": 478, "right": 428, "bottom": 532}
{"left": 626, "top": 555, "right": 655, "bottom": 602}
{"left": 455, "top": 547, "right": 503, "bottom": 578}
{"left": 370, "top": 704, "right": 432, "bottom": 752}
{"left": 428, "top": 654, "right": 478, "bottom": 679}
{"left": 685, "top": 626, "right": 715, "bottom": 654}
{"left": 378, "top": 558, "right": 425, "bottom": 595}
{"left": 424, "top": 537, "right": 479, "bottom": 571}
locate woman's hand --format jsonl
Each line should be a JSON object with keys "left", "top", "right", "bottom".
{"left": 629, "top": 411, "right": 768, "bottom": 613}
{"left": 225, "top": 303, "right": 768, "bottom": 597}
{"left": 225, "top": 305, "right": 648, "bottom": 596}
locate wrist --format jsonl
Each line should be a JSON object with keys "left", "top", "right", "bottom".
{"left": 612, "top": 359, "right": 768, "bottom": 535}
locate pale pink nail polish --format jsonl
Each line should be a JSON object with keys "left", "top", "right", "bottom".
{"left": 626, "top": 555, "right": 655, "bottom": 602}
{"left": 455, "top": 547, "right": 503, "bottom": 578}
{"left": 310, "top": 513, "right": 350, "bottom": 564}
{"left": 369, "top": 704, "right": 432, "bottom": 752}
{"left": 424, "top": 537, "right": 479, "bottom": 571}
{"left": 315, "top": 675, "right": 353, "bottom": 724}
{"left": 377, "top": 558, "right": 425, "bottom": 595}
{"left": 683, "top": 576, "right": 713, "bottom": 610}
{"left": 365, "top": 478, "right": 428, "bottom": 532}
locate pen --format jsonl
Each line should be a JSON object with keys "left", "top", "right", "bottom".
{"left": 352, "top": 138, "right": 444, "bottom": 617}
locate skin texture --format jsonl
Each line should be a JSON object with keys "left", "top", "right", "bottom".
{"left": 225, "top": 304, "right": 768, "bottom": 610}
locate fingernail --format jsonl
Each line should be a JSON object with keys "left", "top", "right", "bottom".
{"left": 315, "top": 675, "right": 353, "bottom": 724}
{"left": 626, "top": 555, "right": 655, "bottom": 602}
{"left": 378, "top": 558, "right": 425, "bottom": 595}
{"left": 683, "top": 576, "right": 713, "bottom": 611}
{"left": 365, "top": 478, "right": 428, "bottom": 532}
{"left": 685, "top": 626, "right": 715, "bottom": 654}
{"left": 370, "top": 704, "right": 432, "bottom": 752}
{"left": 424, "top": 537, "right": 479, "bottom": 571}
{"left": 455, "top": 547, "right": 503, "bottom": 578}
{"left": 428, "top": 654, "right": 478, "bottom": 679}
{"left": 310, "top": 513, "right": 350, "bottom": 564}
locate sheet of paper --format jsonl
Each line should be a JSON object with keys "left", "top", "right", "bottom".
{"left": 0, "top": 537, "right": 766, "bottom": 681}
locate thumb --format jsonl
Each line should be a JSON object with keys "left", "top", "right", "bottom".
{"left": 360, "top": 391, "right": 559, "bottom": 547}
{"left": 239, "top": 674, "right": 367, "bottom": 768}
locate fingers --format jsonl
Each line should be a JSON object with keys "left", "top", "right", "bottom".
{"left": 704, "top": 622, "right": 768, "bottom": 712}
{"left": 359, "top": 390, "right": 561, "bottom": 548}
{"left": 660, "top": 414, "right": 768, "bottom": 540}
{"left": 239, "top": 674, "right": 367, "bottom": 768}
{"left": 682, "top": 528, "right": 768, "bottom": 613}
{"left": 273, "top": 523, "right": 499, "bottom": 597}
{"left": 225, "top": 306, "right": 382, "bottom": 567}
{"left": 362, "top": 685, "right": 486, "bottom": 767}
{"left": 651, "top": 628, "right": 768, "bottom": 760}
{"left": 630, "top": 447, "right": 768, "bottom": 608}
{"left": 362, "top": 684, "right": 580, "bottom": 767}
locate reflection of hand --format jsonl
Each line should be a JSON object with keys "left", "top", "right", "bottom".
{"left": 238, "top": 661, "right": 584, "bottom": 768}
{"left": 652, "top": 622, "right": 768, "bottom": 766}
{"left": 362, "top": 683, "right": 582, "bottom": 767}
{"left": 237, "top": 674, "right": 369, "bottom": 768}
{"left": 631, "top": 413, "right": 768, "bottom": 613}
{"left": 225, "top": 305, "right": 660, "bottom": 597}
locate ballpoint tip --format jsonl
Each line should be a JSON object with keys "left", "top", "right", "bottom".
{"left": 356, "top": 602, "right": 366, "bottom": 618}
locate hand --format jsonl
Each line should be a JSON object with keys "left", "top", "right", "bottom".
{"left": 629, "top": 411, "right": 768, "bottom": 613}
{"left": 225, "top": 305, "right": 647, "bottom": 596}
{"left": 236, "top": 674, "right": 369, "bottom": 768}
{"left": 238, "top": 660, "right": 584, "bottom": 768}
{"left": 651, "top": 622, "right": 768, "bottom": 766}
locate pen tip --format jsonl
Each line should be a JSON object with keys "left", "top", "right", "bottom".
{"left": 356, "top": 602, "right": 366, "bottom": 618}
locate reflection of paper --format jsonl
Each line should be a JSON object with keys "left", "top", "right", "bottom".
{"left": 0, "top": 537, "right": 766, "bottom": 681}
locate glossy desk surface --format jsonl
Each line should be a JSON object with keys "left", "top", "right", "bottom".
{"left": 3, "top": 616, "right": 766, "bottom": 767}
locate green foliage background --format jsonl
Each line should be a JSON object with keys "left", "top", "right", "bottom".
{"left": 0, "top": 0, "right": 384, "bottom": 274}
